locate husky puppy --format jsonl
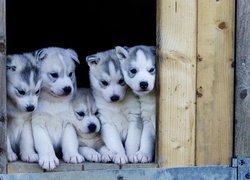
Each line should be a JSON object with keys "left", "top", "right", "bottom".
{"left": 71, "top": 87, "right": 113, "bottom": 163}
{"left": 32, "top": 47, "right": 84, "bottom": 171}
{"left": 115, "top": 45, "right": 156, "bottom": 163}
{"left": 6, "top": 53, "right": 42, "bottom": 162}
{"left": 86, "top": 48, "right": 142, "bottom": 165}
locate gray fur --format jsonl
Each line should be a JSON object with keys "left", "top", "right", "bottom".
{"left": 7, "top": 53, "right": 41, "bottom": 100}
{"left": 6, "top": 52, "right": 42, "bottom": 163}
{"left": 86, "top": 49, "right": 121, "bottom": 76}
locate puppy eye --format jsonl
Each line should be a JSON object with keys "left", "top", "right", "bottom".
{"left": 118, "top": 79, "right": 125, "bottom": 86}
{"left": 69, "top": 72, "right": 73, "bottom": 77}
{"left": 50, "top": 73, "right": 58, "bottom": 78}
{"left": 101, "top": 80, "right": 108, "bottom": 86}
{"left": 94, "top": 111, "right": 99, "bottom": 116}
{"left": 35, "top": 89, "right": 40, "bottom": 95}
{"left": 149, "top": 67, "right": 155, "bottom": 73}
{"left": 130, "top": 68, "right": 137, "bottom": 74}
{"left": 18, "top": 89, "right": 25, "bottom": 95}
{"left": 77, "top": 111, "right": 85, "bottom": 117}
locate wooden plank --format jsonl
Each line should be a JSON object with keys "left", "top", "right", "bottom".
{"left": 7, "top": 161, "right": 156, "bottom": 173}
{"left": 196, "top": 0, "right": 234, "bottom": 165}
{"left": 235, "top": 0, "right": 250, "bottom": 157}
{"left": 156, "top": 0, "right": 197, "bottom": 167}
{"left": 0, "top": 0, "right": 7, "bottom": 174}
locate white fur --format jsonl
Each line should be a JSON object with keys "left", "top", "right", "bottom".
{"left": 6, "top": 53, "right": 42, "bottom": 163}
{"left": 71, "top": 88, "right": 114, "bottom": 163}
{"left": 136, "top": 91, "right": 156, "bottom": 163}
{"left": 32, "top": 47, "right": 84, "bottom": 171}
{"left": 123, "top": 50, "right": 155, "bottom": 95}
{"left": 86, "top": 49, "right": 142, "bottom": 165}
{"left": 116, "top": 45, "right": 156, "bottom": 163}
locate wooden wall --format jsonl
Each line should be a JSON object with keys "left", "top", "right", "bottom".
{"left": 196, "top": 0, "right": 234, "bottom": 166}
{"left": 157, "top": 0, "right": 234, "bottom": 167}
{"left": 235, "top": 0, "right": 250, "bottom": 157}
{"left": 156, "top": 0, "right": 197, "bottom": 167}
{"left": 0, "top": 0, "right": 7, "bottom": 174}
{"left": 0, "top": 0, "right": 237, "bottom": 173}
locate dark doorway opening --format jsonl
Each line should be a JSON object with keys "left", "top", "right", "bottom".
{"left": 6, "top": 1, "right": 156, "bottom": 88}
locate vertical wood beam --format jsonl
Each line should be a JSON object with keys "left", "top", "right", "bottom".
{"left": 156, "top": 0, "right": 197, "bottom": 167}
{"left": 196, "top": 0, "right": 234, "bottom": 165}
{"left": 235, "top": 0, "right": 250, "bottom": 157}
{"left": 0, "top": 0, "right": 7, "bottom": 174}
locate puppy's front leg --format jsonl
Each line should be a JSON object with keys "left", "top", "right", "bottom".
{"left": 33, "top": 125, "right": 59, "bottom": 171}
{"left": 62, "top": 123, "right": 84, "bottom": 163}
{"left": 135, "top": 121, "right": 155, "bottom": 163}
{"left": 125, "top": 120, "right": 142, "bottom": 163}
{"left": 102, "top": 123, "right": 128, "bottom": 165}
{"left": 19, "top": 121, "right": 38, "bottom": 162}
{"left": 7, "top": 136, "right": 18, "bottom": 162}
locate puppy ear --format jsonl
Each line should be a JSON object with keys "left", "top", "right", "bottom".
{"left": 115, "top": 46, "right": 129, "bottom": 60}
{"left": 86, "top": 55, "right": 100, "bottom": 67}
{"left": 6, "top": 56, "right": 16, "bottom": 71}
{"left": 34, "top": 48, "right": 47, "bottom": 62}
{"left": 67, "top": 48, "right": 80, "bottom": 64}
{"left": 149, "top": 46, "right": 156, "bottom": 55}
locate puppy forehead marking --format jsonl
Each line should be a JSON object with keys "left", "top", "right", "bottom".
{"left": 108, "top": 61, "right": 118, "bottom": 76}
{"left": 48, "top": 53, "right": 74, "bottom": 76}
{"left": 20, "top": 61, "right": 40, "bottom": 86}
{"left": 131, "top": 50, "right": 153, "bottom": 68}
{"left": 58, "top": 54, "right": 67, "bottom": 73}
{"left": 100, "top": 61, "right": 121, "bottom": 82}
{"left": 86, "top": 95, "right": 94, "bottom": 113}
{"left": 29, "top": 71, "right": 35, "bottom": 87}
{"left": 102, "top": 57, "right": 119, "bottom": 74}
{"left": 97, "top": 59, "right": 120, "bottom": 77}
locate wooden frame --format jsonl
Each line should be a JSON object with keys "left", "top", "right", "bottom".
{"left": 0, "top": 0, "right": 239, "bottom": 176}
{"left": 157, "top": 0, "right": 234, "bottom": 167}
{"left": 0, "top": 0, "right": 6, "bottom": 174}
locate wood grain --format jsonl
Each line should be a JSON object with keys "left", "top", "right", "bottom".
{"left": 157, "top": 0, "right": 197, "bottom": 167}
{"left": 0, "top": 0, "right": 7, "bottom": 174}
{"left": 196, "top": 0, "right": 234, "bottom": 165}
{"left": 235, "top": 0, "right": 250, "bottom": 157}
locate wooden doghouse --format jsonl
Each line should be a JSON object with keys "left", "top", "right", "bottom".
{"left": 1, "top": 0, "right": 249, "bottom": 179}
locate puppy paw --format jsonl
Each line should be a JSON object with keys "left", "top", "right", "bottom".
{"left": 20, "top": 152, "right": 38, "bottom": 163}
{"left": 128, "top": 154, "right": 139, "bottom": 163}
{"left": 101, "top": 150, "right": 115, "bottom": 163}
{"left": 63, "top": 153, "right": 85, "bottom": 163}
{"left": 112, "top": 153, "right": 128, "bottom": 165}
{"left": 135, "top": 151, "right": 153, "bottom": 163}
{"left": 85, "top": 152, "right": 101, "bottom": 162}
{"left": 7, "top": 152, "right": 18, "bottom": 162}
{"left": 39, "top": 155, "right": 59, "bottom": 171}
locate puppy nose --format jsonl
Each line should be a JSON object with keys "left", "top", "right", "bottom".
{"left": 140, "top": 81, "right": 148, "bottom": 90}
{"left": 63, "top": 86, "right": 72, "bottom": 94}
{"left": 88, "top": 124, "right": 96, "bottom": 132}
{"left": 110, "top": 95, "right": 119, "bottom": 102}
{"left": 26, "top": 105, "right": 35, "bottom": 112}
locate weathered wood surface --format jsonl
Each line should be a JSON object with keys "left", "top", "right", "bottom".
{"left": 157, "top": 0, "right": 197, "bottom": 167}
{"left": 157, "top": 0, "right": 234, "bottom": 167}
{"left": 0, "top": 0, "right": 236, "bottom": 173}
{"left": 7, "top": 161, "right": 157, "bottom": 174}
{"left": 0, "top": 0, "right": 6, "bottom": 174}
{"left": 235, "top": 0, "right": 250, "bottom": 157}
{"left": 196, "top": 0, "right": 234, "bottom": 165}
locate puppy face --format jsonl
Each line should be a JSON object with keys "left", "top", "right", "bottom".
{"left": 71, "top": 88, "right": 101, "bottom": 134}
{"left": 7, "top": 53, "right": 42, "bottom": 112}
{"left": 86, "top": 49, "right": 127, "bottom": 102}
{"left": 35, "top": 47, "right": 80, "bottom": 98}
{"left": 116, "top": 45, "right": 156, "bottom": 96}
